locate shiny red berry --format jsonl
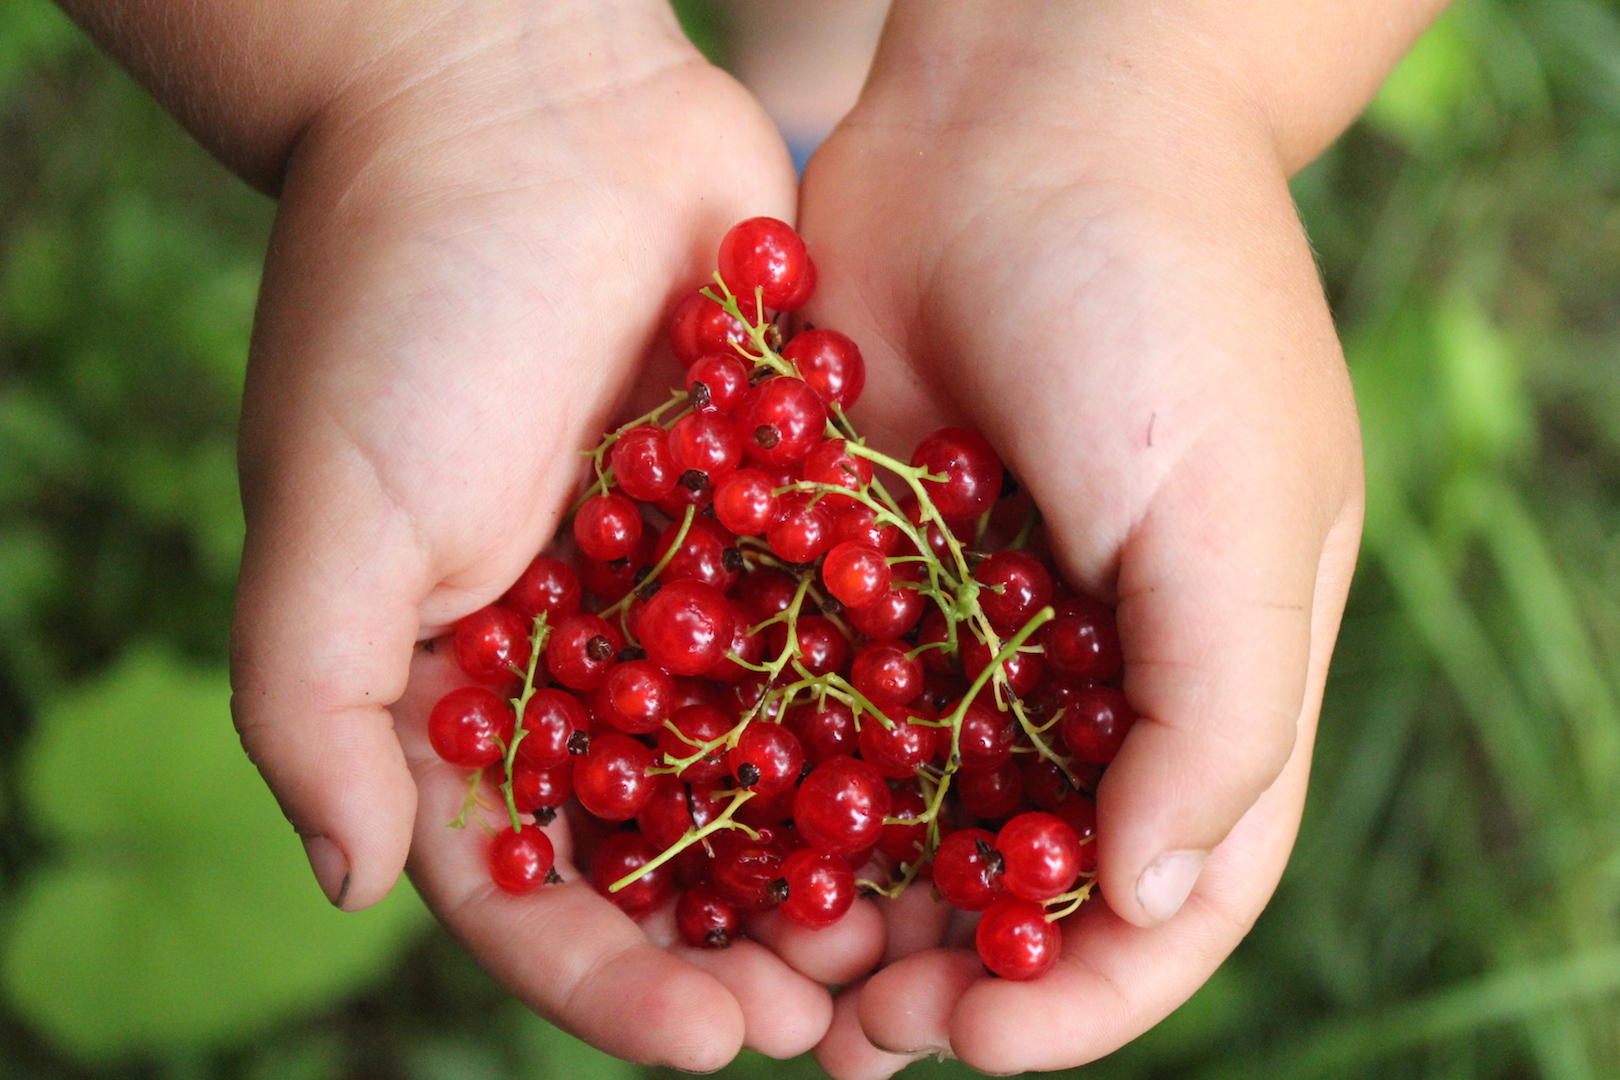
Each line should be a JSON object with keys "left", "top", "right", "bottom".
{"left": 956, "top": 698, "right": 1017, "bottom": 773}
{"left": 517, "top": 687, "right": 589, "bottom": 768}
{"left": 958, "top": 759, "right": 1025, "bottom": 819}
{"left": 786, "top": 701, "right": 858, "bottom": 763}
{"left": 452, "top": 606, "right": 531, "bottom": 684}
{"left": 546, "top": 614, "right": 623, "bottom": 691}
{"left": 686, "top": 352, "right": 752, "bottom": 414}
{"left": 767, "top": 490, "right": 834, "bottom": 563}
{"left": 574, "top": 732, "right": 655, "bottom": 821}
{"left": 768, "top": 614, "right": 849, "bottom": 676}
{"left": 429, "top": 686, "right": 515, "bottom": 769}
{"left": 845, "top": 562, "right": 926, "bottom": 639}
{"left": 709, "top": 830, "right": 787, "bottom": 910}
{"left": 963, "top": 632, "right": 1045, "bottom": 697}
{"left": 677, "top": 885, "right": 741, "bottom": 948}
{"left": 669, "top": 287, "right": 753, "bottom": 368}
{"left": 778, "top": 848, "right": 855, "bottom": 929}
{"left": 782, "top": 328, "right": 865, "bottom": 411}
{"left": 735, "top": 377, "right": 827, "bottom": 467}
{"left": 509, "top": 759, "right": 574, "bottom": 813}
{"left": 1044, "top": 596, "right": 1124, "bottom": 682}
{"left": 718, "top": 217, "right": 813, "bottom": 311}
{"left": 857, "top": 704, "right": 939, "bottom": 779}
{"left": 851, "top": 640, "right": 924, "bottom": 707}
{"left": 932, "top": 827, "right": 1005, "bottom": 912}
{"left": 576, "top": 534, "right": 655, "bottom": 603}
{"left": 795, "top": 756, "right": 891, "bottom": 856}
{"left": 996, "top": 812, "right": 1082, "bottom": 901}
{"left": 654, "top": 515, "right": 743, "bottom": 593}
{"left": 976, "top": 897, "right": 1060, "bottom": 980}
{"left": 640, "top": 579, "right": 734, "bottom": 676}
{"left": 821, "top": 541, "right": 891, "bottom": 610}
{"left": 713, "top": 468, "right": 781, "bottom": 536}
{"left": 876, "top": 784, "right": 928, "bottom": 867}
{"left": 802, "top": 439, "right": 873, "bottom": 509}
{"left": 668, "top": 411, "right": 743, "bottom": 493}
{"left": 911, "top": 428, "right": 1003, "bottom": 521}
{"left": 574, "top": 493, "right": 642, "bottom": 561}
{"left": 600, "top": 658, "right": 677, "bottom": 735}
{"left": 591, "top": 831, "right": 673, "bottom": 918}
{"left": 831, "top": 504, "right": 901, "bottom": 555}
{"left": 489, "top": 824, "right": 555, "bottom": 895}
{"left": 975, "top": 551, "right": 1054, "bottom": 636}
{"left": 732, "top": 567, "right": 798, "bottom": 622}
{"left": 727, "top": 722, "right": 805, "bottom": 796}
{"left": 610, "top": 424, "right": 679, "bottom": 502}
{"left": 657, "top": 702, "right": 733, "bottom": 782}
{"left": 1058, "top": 685, "right": 1137, "bottom": 764}
{"left": 703, "top": 601, "right": 765, "bottom": 683}
{"left": 501, "top": 555, "right": 582, "bottom": 624}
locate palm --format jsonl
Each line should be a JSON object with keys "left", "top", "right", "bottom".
{"left": 792, "top": 93, "right": 1364, "bottom": 1075}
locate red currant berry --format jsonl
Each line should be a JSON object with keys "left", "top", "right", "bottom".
{"left": 573, "top": 732, "right": 655, "bottom": 821}
{"left": 932, "top": 828, "right": 1005, "bottom": 912}
{"left": 546, "top": 614, "right": 623, "bottom": 691}
{"left": 517, "top": 687, "right": 589, "bottom": 768}
{"left": 640, "top": 579, "right": 734, "bottom": 676}
{"left": 831, "top": 504, "right": 900, "bottom": 555}
{"left": 686, "top": 352, "right": 751, "bottom": 414}
{"left": 734, "top": 377, "right": 827, "bottom": 467}
{"left": 850, "top": 640, "right": 924, "bottom": 707}
{"left": 795, "top": 756, "right": 891, "bottom": 856}
{"left": 857, "top": 704, "right": 939, "bottom": 779}
{"left": 957, "top": 759, "right": 1025, "bottom": 819}
{"left": 786, "top": 700, "right": 858, "bottom": 763}
{"left": 636, "top": 774, "right": 696, "bottom": 849}
{"left": 610, "top": 424, "right": 678, "bottom": 502}
{"left": 767, "top": 614, "right": 849, "bottom": 676}
{"left": 677, "top": 884, "right": 741, "bottom": 948}
{"left": 896, "top": 495, "right": 975, "bottom": 562}
{"left": 668, "top": 411, "right": 743, "bottom": 493}
{"left": 489, "top": 824, "right": 555, "bottom": 895}
{"left": 845, "top": 562, "right": 926, "bottom": 639}
{"left": 911, "top": 428, "right": 1004, "bottom": 521}
{"left": 654, "top": 515, "right": 744, "bottom": 593}
{"left": 996, "top": 812, "right": 1082, "bottom": 901}
{"left": 876, "top": 783, "right": 928, "bottom": 867}
{"left": 713, "top": 468, "right": 781, "bottom": 536}
{"left": 509, "top": 759, "right": 574, "bottom": 813}
{"left": 657, "top": 702, "right": 733, "bottom": 782}
{"left": 1044, "top": 596, "right": 1124, "bottom": 682}
{"left": 956, "top": 698, "right": 1017, "bottom": 773}
{"left": 702, "top": 601, "right": 765, "bottom": 683}
{"left": 591, "top": 831, "right": 673, "bottom": 918}
{"left": 778, "top": 848, "right": 855, "bottom": 929}
{"left": 727, "top": 722, "right": 805, "bottom": 796}
{"left": 577, "top": 534, "right": 655, "bottom": 603}
{"left": 976, "top": 897, "right": 1060, "bottom": 980}
{"left": 600, "top": 658, "right": 677, "bottom": 735}
{"left": 975, "top": 551, "right": 1054, "bottom": 637}
{"left": 452, "top": 606, "right": 531, "bottom": 684}
{"left": 429, "top": 686, "right": 515, "bottom": 769}
{"left": 914, "top": 608, "right": 957, "bottom": 674}
{"left": 654, "top": 476, "right": 714, "bottom": 518}
{"left": 732, "top": 567, "right": 799, "bottom": 622}
{"left": 718, "top": 217, "right": 813, "bottom": 311}
{"left": 1020, "top": 755, "right": 1078, "bottom": 813}
{"left": 501, "top": 555, "right": 582, "bottom": 624}
{"left": 709, "top": 830, "right": 787, "bottom": 911}
{"left": 782, "top": 328, "right": 865, "bottom": 410}
{"left": 767, "top": 491, "right": 834, "bottom": 563}
{"left": 963, "top": 632, "right": 1045, "bottom": 697}
{"left": 802, "top": 438, "right": 873, "bottom": 509}
{"left": 668, "top": 287, "right": 754, "bottom": 368}
{"left": 574, "top": 493, "right": 642, "bottom": 561}
{"left": 1052, "top": 796, "right": 1097, "bottom": 875}
{"left": 821, "top": 541, "right": 891, "bottom": 609}
{"left": 1058, "top": 685, "right": 1137, "bottom": 764}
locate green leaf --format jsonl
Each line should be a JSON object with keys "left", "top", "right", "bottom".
{"left": 2, "top": 647, "right": 429, "bottom": 1060}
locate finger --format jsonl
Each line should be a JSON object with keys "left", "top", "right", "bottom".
{"left": 814, "top": 981, "right": 929, "bottom": 1080}
{"left": 744, "top": 900, "right": 887, "bottom": 986}
{"left": 875, "top": 876, "right": 952, "bottom": 965}
{"left": 396, "top": 647, "right": 746, "bottom": 1070}
{"left": 857, "top": 948, "right": 982, "bottom": 1056}
{"left": 675, "top": 939, "right": 834, "bottom": 1059}
{"left": 232, "top": 486, "right": 427, "bottom": 909}
{"left": 1099, "top": 489, "right": 1361, "bottom": 926}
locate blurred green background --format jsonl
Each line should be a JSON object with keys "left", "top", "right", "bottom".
{"left": 3, "top": 0, "right": 1619, "bottom": 1077}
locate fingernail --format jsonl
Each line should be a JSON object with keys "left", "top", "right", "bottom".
{"left": 1136, "top": 850, "right": 1206, "bottom": 924}
{"left": 302, "top": 835, "right": 351, "bottom": 908}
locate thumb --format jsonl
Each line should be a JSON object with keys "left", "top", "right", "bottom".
{"left": 1094, "top": 440, "right": 1357, "bottom": 927}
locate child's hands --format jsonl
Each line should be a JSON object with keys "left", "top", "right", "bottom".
{"left": 784, "top": 5, "right": 1375, "bottom": 1074}
{"left": 221, "top": 5, "right": 851, "bottom": 1067}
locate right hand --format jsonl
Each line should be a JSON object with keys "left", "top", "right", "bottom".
{"left": 229, "top": 4, "right": 863, "bottom": 1066}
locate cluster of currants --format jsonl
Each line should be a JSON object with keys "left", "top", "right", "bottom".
{"left": 426, "top": 218, "right": 1135, "bottom": 981}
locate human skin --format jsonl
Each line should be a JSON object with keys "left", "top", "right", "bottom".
{"left": 794, "top": 2, "right": 1445, "bottom": 1075}
{"left": 54, "top": 0, "right": 1444, "bottom": 1072}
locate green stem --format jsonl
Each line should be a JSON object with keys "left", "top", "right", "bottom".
{"left": 609, "top": 788, "right": 758, "bottom": 892}
{"left": 598, "top": 503, "right": 695, "bottom": 622}
{"left": 497, "top": 613, "right": 552, "bottom": 833}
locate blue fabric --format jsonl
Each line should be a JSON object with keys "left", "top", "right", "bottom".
{"left": 787, "top": 137, "right": 821, "bottom": 177}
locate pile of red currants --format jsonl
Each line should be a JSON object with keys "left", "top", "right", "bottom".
{"left": 427, "top": 218, "right": 1134, "bottom": 981}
